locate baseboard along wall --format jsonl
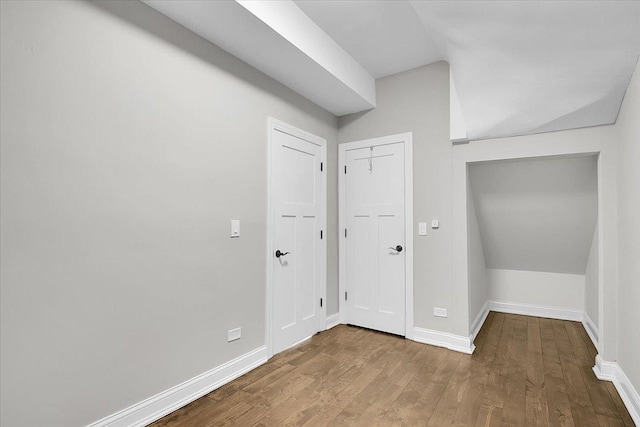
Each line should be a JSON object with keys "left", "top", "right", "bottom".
{"left": 325, "top": 313, "right": 340, "bottom": 330}
{"left": 487, "top": 300, "right": 583, "bottom": 322}
{"left": 581, "top": 311, "right": 599, "bottom": 349}
{"left": 593, "top": 356, "right": 640, "bottom": 426}
{"left": 88, "top": 346, "right": 268, "bottom": 427}
{"left": 89, "top": 313, "right": 339, "bottom": 427}
{"left": 470, "top": 301, "right": 490, "bottom": 342}
{"left": 89, "top": 304, "right": 632, "bottom": 427}
{"left": 411, "top": 327, "right": 475, "bottom": 354}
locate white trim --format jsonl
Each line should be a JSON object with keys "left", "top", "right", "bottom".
{"left": 582, "top": 311, "right": 599, "bottom": 350}
{"left": 412, "top": 327, "right": 475, "bottom": 354}
{"left": 593, "top": 356, "right": 640, "bottom": 426}
{"left": 325, "top": 313, "right": 340, "bottom": 330}
{"left": 266, "top": 118, "right": 327, "bottom": 358}
{"left": 88, "top": 346, "right": 268, "bottom": 427}
{"left": 470, "top": 301, "right": 490, "bottom": 342}
{"left": 593, "top": 355, "right": 618, "bottom": 381}
{"left": 405, "top": 135, "right": 414, "bottom": 339}
{"left": 338, "top": 144, "right": 347, "bottom": 326}
{"left": 487, "top": 300, "right": 583, "bottom": 322}
{"left": 338, "top": 132, "right": 414, "bottom": 337}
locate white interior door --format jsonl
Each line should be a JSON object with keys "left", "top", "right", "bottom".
{"left": 270, "top": 120, "right": 325, "bottom": 355}
{"left": 342, "top": 137, "right": 411, "bottom": 336}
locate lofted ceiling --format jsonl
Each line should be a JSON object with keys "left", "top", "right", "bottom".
{"left": 469, "top": 155, "right": 598, "bottom": 275}
{"left": 144, "top": 1, "right": 640, "bottom": 141}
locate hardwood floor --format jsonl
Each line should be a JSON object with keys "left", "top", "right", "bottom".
{"left": 150, "top": 313, "right": 634, "bottom": 426}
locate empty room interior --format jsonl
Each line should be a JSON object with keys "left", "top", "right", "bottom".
{"left": 1, "top": 1, "right": 639, "bottom": 426}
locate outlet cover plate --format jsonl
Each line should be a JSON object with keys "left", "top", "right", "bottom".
{"left": 433, "top": 307, "right": 448, "bottom": 318}
{"left": 228, "top": 327, "right": 241, "bottom": 342}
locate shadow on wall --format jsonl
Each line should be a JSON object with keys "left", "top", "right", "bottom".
{"left": 89, "top": 0, "right": 331, "bottom": 121}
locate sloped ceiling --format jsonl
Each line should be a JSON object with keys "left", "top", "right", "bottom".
{"left": 410, "top": 1, "right": 640, "bottom": 140}
{"left": 144, "top": 0, "right": 640, "bottom": 140}
{"left": 468, "top": 155, "right": 598, "bottom": 275}
{"left": 143, "top": 0, "right": 376, "bottom": 115}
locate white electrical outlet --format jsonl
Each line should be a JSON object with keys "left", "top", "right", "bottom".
{"left": 433, "top": 307, "right": 448, "bottom": 318}
{"left": 228, "top": 327, "right": 241, "bottom": 342}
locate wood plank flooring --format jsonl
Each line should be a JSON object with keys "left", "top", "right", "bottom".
{"left": 150, "top": 313, "right": 634, "bottom": 426}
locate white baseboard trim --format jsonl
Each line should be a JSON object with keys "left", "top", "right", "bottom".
{"left": 470, "top": 301, "right": 490, "bottom": 342}
{"left": 412, "top": 327, "right": 475, "bottom": 354}
{"left": 325, "top": 313, "right": 340, "bottom": 330}
{"left": 88, "top": 346, "right": 269, "bottom": 427}
{"left": 593, "top": 355, "right": 640, "bottom": 426}
{"left": 582, "top": 312, "right": 599, "bottom": 350}
{"left": 593, "top": 355, "right": 618, "bottom": 381}
{"left": 488, "top": 300, "right": 583, "bottom": 322}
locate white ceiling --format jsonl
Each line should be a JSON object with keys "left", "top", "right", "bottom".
{"left": 410, "top": 1, "right": 640, "bottom": 140}
{"left": 294, "top": 1, "right": 441, "bottom": 79}
{"left": 469, "top": 155, "right": 598, "bottom": 275}
{"left": 144, "top": 0, "right": 640, "bottom": 140}
{"left": 143, "top": 0, "right": 376, "bottom": 115}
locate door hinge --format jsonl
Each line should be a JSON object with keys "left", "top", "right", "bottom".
{"left": 320, "top": 162, "right": 323, "bottom": 172}
{"left": 344, "top": 228, "right": 347, "bottom": 238}
{"left": 320, "top": 230, "right": 323, "bottom": 239}
{"left": 344, "top": 165, "right": 347, "bottom": 174}
{"left": 345, "top": 291, "right": 348, "bottom": 301}
{"left": 320, "top": 298, "right": 323, "bottom": 307}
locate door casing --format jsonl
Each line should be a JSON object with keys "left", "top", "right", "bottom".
{"left": 339, "top": 132, "right": 414, "bottom": 339}
{"left": 266, "top": 117, "right": 327, "bottom": 358}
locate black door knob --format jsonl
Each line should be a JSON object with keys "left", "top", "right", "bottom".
{"left": 275, "top": 250, "right": 290, "bottom": 258}
{"left": 388, "top": 245, "right": 403, "bottom": 252}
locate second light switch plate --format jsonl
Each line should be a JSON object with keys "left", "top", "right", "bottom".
{"left": 231, "top": 220, "right": 240, "bottom": 237}
{"left": 418, "top": 222, "right": 427, "bottom": 235}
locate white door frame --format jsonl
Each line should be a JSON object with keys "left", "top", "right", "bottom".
{"left": 338, "top": 132, "right": 414, "bottom": 339}
{"left": 266, "top": 117, "right": 327, "bottom": 358}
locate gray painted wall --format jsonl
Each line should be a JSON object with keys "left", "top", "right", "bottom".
{"left": 584, "top": 224, "right": 599, "bottom": 326}
{"left": 467, "top": 183, "right": 487, "bottom": 326}
{"left": 338, "top": 62, "right": 453, "bottom": 333}
{"left": 486, "top": 269, "right": 585, "bottom": 311}
{"left": 615, "top": 59, "right": 640, "bottom": 397}
{"left": 468, "top": 156, "right": 598, "bottom": 275}
{"left": 2, "top": 1, "right": 637, "bottom": 424}
{"left": 0, "top": 1, "right": 338, "bottom": 426}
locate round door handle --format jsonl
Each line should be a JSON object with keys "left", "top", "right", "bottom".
{"left": 275, "top": 250, "right": 290, "bottom": 258}
{"left": 388, "top": 245, "right": 403, "bottom": 252}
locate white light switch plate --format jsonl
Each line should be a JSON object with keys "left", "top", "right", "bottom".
{"left": 231, "top": 220, "right": 240, "bottom": 238}
{"left": 431, "top": 219, "right": 439, "bottom": 229}
{"left": 418, "top": 222, "right": 427, "bottom": 235}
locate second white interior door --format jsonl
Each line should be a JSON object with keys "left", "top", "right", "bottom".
{"left": 343, "top": 140, "right": 406, "bottom": 336}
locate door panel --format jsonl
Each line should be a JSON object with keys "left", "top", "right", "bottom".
{"left": 297, "top": 215, "right": 317, "bottom": 321}
{"left": 352, "top": 215, "right": 373, "bottom": 310}
{"left": 345, "top": 142, "right": 405, "bottom": 336}
{"left": 275, "top": 215, "right": 297, "bottom": 329}
{"left": 272, "top": 126, "right": 324, "bottom": 354}
{"left": 378, "top": 214, "right": 403, "bottom": 314}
